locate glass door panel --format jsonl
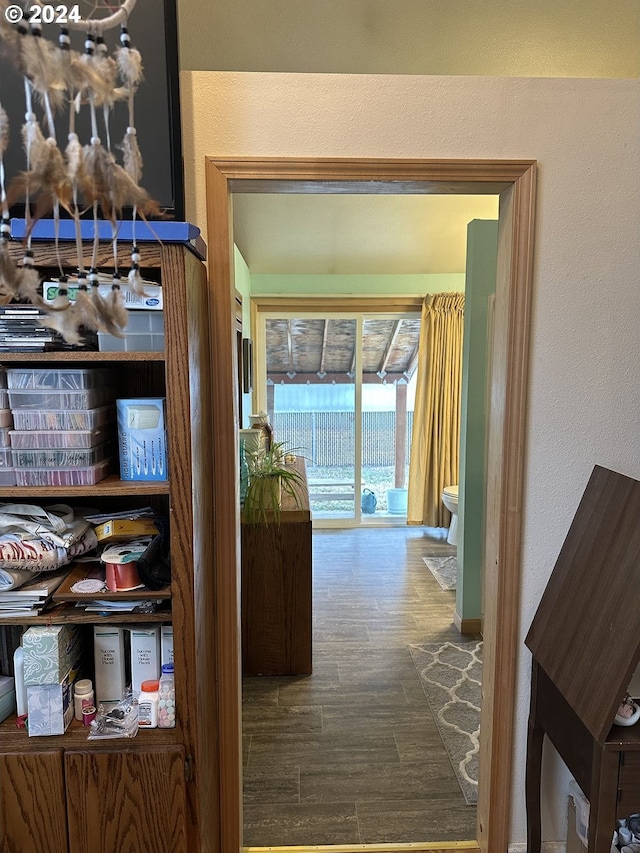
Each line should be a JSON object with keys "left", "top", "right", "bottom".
{"left": 264, "top": 317, "right": 358, "bottom": 522}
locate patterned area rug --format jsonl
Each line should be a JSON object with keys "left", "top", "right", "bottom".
{"left": 422, "top": 555, "right": 457, "bottom": 590}
{"left": 409, "top": 640, "right": 482, "bottom": 804}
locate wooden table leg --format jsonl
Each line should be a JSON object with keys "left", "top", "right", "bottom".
{"left": 526, "top": 662, "right": 544, "bottom": 853}
{"left": 588, "top": 747, "right": 619, "bottom": 853}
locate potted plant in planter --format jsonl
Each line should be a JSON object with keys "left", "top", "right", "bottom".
{"left": 242, "top": 441, "right": 305, "bottom": 525}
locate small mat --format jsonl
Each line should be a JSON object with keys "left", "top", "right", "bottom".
{"left": 409, "top": 640, "right": 482, "bottom": 805}
{"left": 422, "top": 555, "right": 457, "bottom": 590}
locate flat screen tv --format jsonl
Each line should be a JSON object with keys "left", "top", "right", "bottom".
{"left": 0, "top": 0, "right": 184, "bottom": 221}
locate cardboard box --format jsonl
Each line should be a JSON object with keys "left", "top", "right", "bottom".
{"left": 22, "top": 625, "right": 82, "bottom": 685}
{"left": 95, "top": 518, "right": 159, "bottom": 543}
{"left": 117, "top": 398, "right": 168, "bottom": 481}
{"left": 27, "top": 667, "right": 77, "bottom": 736}
{"left": 161, "top": 625, "right": 173, "bottom": 666}
{"left": 43, "top": 280, "right": 163, "bottom": 310}
{"left": 130, "top": 626, "right": 161, "bottom": 693}
{"left": 94, "top": 626, "right": 126, "bottom": 704}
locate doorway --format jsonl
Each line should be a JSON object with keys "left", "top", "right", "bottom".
{"left": 206, "top": 157, "right": 536, "bottom": 853}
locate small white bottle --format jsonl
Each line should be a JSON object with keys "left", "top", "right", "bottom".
{"left": 158, "top": 663, "right": 175, "bottom": 728}
{"left": 138, "top": 679, "right": 159, "bottom": 728}
{"left": 74, "top": 679, "right": 94, "bottom": 722}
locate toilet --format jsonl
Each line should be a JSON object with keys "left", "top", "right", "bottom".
{"left": 442, "top": 485, "right": 459, "bottom": 546}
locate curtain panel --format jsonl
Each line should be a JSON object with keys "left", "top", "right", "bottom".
{"left": 407, "top": 292, "right": 465, "bottom": 527}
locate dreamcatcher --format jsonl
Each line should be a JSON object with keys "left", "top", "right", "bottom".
{"left": 0, "top": 0, "right": 161, "bottom": 344}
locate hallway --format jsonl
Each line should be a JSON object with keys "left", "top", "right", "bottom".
{"left": 242, "top": 526, "right": 479, "bottom": 846}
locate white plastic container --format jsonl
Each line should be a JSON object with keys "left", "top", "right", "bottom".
{"left": 0, "top": 427, "right": 11, "bottom": 447}
{"left": 0, "top": 468, "right": 16, "bottom": 486}
{"left": 11, "top": 443, "right": 110, "bottom": 469}
{"left": 11, "top": 405, "right": 113, "bottom": 431}
{"left": 15, "top": 459, "right": 110, "bottom": 487}
{"left": 138, "top": 679, "right": 159, "bottom": 728}
{"left": 6, "top": 367, "right": 114, "bottom": 391}
{"left": 9, "top": 428, "right": 112, "bottom": 449}
{"left": 157, "top": 663, "right": 175, "bottom": 728}
{"left": 8, "top": 387, "right": 113, "bottom": 411}
{"left": 0, "top": 448, "right": 11, "bottom": 467}
{"left": 98, "top": 311, "right": 165, "bottom": 353}
{"left": 73, "top": 679, "right": 94, "bottom": 722}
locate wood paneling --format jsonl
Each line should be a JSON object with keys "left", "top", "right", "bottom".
{"left": 206, "top": 156, "right": 537, "bottom": 853}
{"left": 65, "top": 747, "right": 187, "bottom": 852}
{"left": 0, "top": 751, "right": 68, "bottom": 852}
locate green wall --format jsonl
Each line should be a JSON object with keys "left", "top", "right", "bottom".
{"left": 456, "top": 220, "right": 498, "bottom": 626}
{"left": 250, "top": 273, "right": 465, "bottom": 297}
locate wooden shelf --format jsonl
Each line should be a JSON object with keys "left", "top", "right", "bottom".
{"left": 0, "top": 351, "right": 165, "bottom": 363}
{"left": 0, "top": 606, "right": 171, "bottom": 626}
{"left": 52, "top": 564, "right": 171, "bottom": 603}
{"left": 0, "top": 474, "right": 170, "bottom": 498}
{"left": 0, "top": 717, "right": 178, "bottom": 751}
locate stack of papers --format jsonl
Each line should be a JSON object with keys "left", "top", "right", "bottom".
{"left": 75, "top": 599, "right": 163, "bottom": 614}
{"left": 0, "top": 570, "right": 68, "bottom": 618}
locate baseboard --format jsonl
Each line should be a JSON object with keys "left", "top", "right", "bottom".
{"left": 508, "top": 843, "right": 565, "bottom": 853}
{"left": 453, "top": 611, "right": 482, "bottom": 636}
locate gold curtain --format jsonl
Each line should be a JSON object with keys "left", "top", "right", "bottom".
{"left": 407, "top": 293, "right": 465, "bottom": 527}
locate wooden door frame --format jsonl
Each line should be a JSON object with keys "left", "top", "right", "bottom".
{"left": 205, "top": 157, "right": 537, "bottom": 853}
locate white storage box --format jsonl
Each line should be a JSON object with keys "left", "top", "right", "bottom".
{"left": 117, "top": 398, "right": 167, "bottom": 481}
{"left": 27, "top": 668, "right": 77, "bottom": 736}
{"left": 161, "top": 625, "right": 173, "bottom": 666}
{"left": 130, "top": 626, "right": 161, "bottom": 694}
{"left": 98, "top": 311, "right": 165, "bottom": 352}
{"left": 94, "top": 626, "right": 126, "bottom": 705}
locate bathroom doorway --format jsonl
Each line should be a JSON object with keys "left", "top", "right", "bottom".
{"left": 206, "top": 156, "right": 536, "bottom": 853}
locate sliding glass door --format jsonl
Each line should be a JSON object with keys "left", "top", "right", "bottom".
{"left": 256, "top": 306, "right": 420, "bottom": 527}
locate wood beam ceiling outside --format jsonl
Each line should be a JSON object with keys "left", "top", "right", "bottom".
{"left": 379, "top": 319, "right": 402, "bottom": 376}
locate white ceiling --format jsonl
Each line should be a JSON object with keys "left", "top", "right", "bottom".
{"left": 232, "top": 193, "right": 500, "bottom": 275}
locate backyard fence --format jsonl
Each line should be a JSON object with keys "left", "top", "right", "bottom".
{"left": 273, "top": 411, "right": 414, "bottom": 467}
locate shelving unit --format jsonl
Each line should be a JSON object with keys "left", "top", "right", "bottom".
{"left": 525, "top": 465, "right": 640, "bottom": 853}
{"left": 0, "top": 241, "right": 215, "bottom": 853}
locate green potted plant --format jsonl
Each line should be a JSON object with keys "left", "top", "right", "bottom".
{"left": 242, "top": 441, "right": 305, "bottom": 525}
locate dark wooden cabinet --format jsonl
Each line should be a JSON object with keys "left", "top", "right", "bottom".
{"left": 525, "top": 465, "right": 640, "bottom": 853}
{"left": 0, "top": 243, "right": 215, "bottom": 852}
{"left": 241, "top": 458, "right": 312, "bottom": 676}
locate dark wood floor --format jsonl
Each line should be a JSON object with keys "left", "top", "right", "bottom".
{"left": 242, "top": 526, "right": 479, "bottom": 847}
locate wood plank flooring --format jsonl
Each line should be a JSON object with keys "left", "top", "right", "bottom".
{"left": 242, "top": 526, "right": 479, "bottom": 847}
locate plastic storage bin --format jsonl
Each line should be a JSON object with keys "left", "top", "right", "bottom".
{"left": 15, "top": 459, "right": 111, "bottom": 487}
{"left": 11, "top": 405, "right": 113, "bottom": 431}
{"left": 11, "top": 443, "right": 111, "bottom": 469}
{"left": 9, "top": 428, "right": 112, "bottom": 449}
{"left": 0, "top": 448, "right": 12, "bottom": 467}
{"left": 0, "top": 468, "right": 16, "bottom": 486}
{"left": 8, "top": 387, "right": 113, "bottom": 411}
{"left": 0, "top": 428, "right": 10, "bottom": 447}
{"left": 98, "top": 311, "right": 164, "bottom": 352}
{"left": 6, "top": 367, "right": 114, "bottom": 391}
{"left": 0, "top": 390, "right": 7, "bottom": 409}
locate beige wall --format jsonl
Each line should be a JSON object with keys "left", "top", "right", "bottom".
{"left": 181, "top": 71, "right": 640, "bottom": 844}
{"left": 177, "top": 0, "right": 640, "bottom": 78}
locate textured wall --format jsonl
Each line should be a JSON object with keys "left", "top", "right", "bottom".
{"left": 177, "top": 0, "right": 640, "bottom": 78}
{"left": 180, "top": 71, "right": 640, "bottom": 844}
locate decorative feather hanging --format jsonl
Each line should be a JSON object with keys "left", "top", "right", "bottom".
{"left": 0, "top": 102, "right": 20, "bottom": 300}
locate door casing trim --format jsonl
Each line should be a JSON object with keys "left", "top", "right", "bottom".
{"left": 205, "top": 156, "right": 537, "bottom": 853}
